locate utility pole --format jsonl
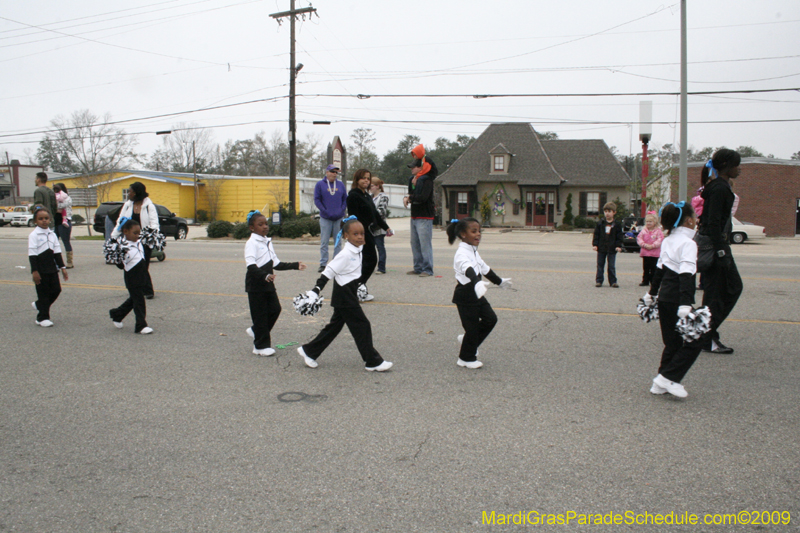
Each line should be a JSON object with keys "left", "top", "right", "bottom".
{"left": 193, "top": 140, "right": 198, "bottom": 221}
{"left": 270, "top": 1, "right": 316, "bottom": 216}
{"left": 678, "top": 0, "right": 688, "bottom": 202}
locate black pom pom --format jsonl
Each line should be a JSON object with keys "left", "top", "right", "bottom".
{"left": 293, "top": 292, "right": 323, "bottom": 316}
{"left": 637, "top": 298, "right": 659, "bottom": 323}
{"left": 103, "top": 237, "right": 127, "bottom": 265}
{"left": 676, "top": 306, "right": 712, "bottom": 342}
{"left": 140, "top": 227, "right": 167, "bottom": 251}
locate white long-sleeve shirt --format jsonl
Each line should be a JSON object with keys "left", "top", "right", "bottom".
{"left": 453, "top": 242, "right": 491, "bottom": 285}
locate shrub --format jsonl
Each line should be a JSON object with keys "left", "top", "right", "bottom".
{"left": 280, "top": 221, "right": 305, "bottom": 239}
{"left": 555, "top": 223, "right": 574, "bottom": 231}
{"left": 72, "top": 214, "right": 85, "bottom": 224}
{"left": 573, "top": 216, "right": 597, "bottom": 229}
{"left": 562, "top": 193, "right": 574, "bottom": 226}
{"left": 207, "top": 220, "right": 234, "bottom": 238}
{"left": 196, "top": 209, "right": 209, "bottom": 223}
{"left": 299, "top": 217, "right": 320, "bottom": 237}
{"left": 232, "top": 222, "right": 251, "bottom": 239}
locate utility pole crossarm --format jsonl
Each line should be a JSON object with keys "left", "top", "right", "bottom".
{"left": 269, "top": 7, "right": 316, "bottom": 19}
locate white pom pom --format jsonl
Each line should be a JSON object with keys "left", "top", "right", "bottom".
{"left": 676, "top": 306, "right": 712, "bottom": 342}
{"left": 140, "top": 227, "right": 167, "bottom": 251}
{"left": 293, "top": 292, "right": 324, "bottom": 316}
{"left": 637, "top": 298, "right": 659, "bottom": 323}
{"left": 103, "top": 237, "right": 127, "bottom": 265}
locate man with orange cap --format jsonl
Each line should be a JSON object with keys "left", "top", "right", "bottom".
{"left": 403, "top": 144, "right": 438, "bottom": 277}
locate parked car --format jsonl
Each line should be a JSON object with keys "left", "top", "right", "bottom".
{"left": 10, "top": 206, "right": 34, "bottom": 227}
{"left": 621, "top": 216, "right": 644, "bottom": 253}
{"left": 93, "top": 202, "right": 189, "bottom": 240}
{"left": 1, "top": 206, "right": 30, "bottom": 226}
{"left": 730, "top": 216, "right": 766, "bottom": 244}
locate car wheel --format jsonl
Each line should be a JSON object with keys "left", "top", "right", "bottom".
{"left": 157, "top": 252, "right": 166, "bottom": 262}
{"left": 175, "top": 225, "right": 187, "bottom": 240}
{"left": 27, "top": 220, "right": 35, "bottom": 227}
{"left": 731, "top": 232, "right": 745, "bottom": 244}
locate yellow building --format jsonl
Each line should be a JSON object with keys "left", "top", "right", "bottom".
{"left": 54, "top": 170, "right": 302, "bottom": 222}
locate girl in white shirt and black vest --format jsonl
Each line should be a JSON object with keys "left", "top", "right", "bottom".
{"left": 643, "top": 202, "right": 703, "bottom": 398}
{"left": 297, "top": 217, "right": 393, "bottom": 372}
{"left": 28, "top": 207, "right": 69, "bottom": 327}
{"left": 447, "top": 217, "right": 511, "bottom": 369}
{"left": 244, "top": 210, "right": 305, "bottom": 356}
{"left": 109, "top": 219, "right": 153, "bottom": 334}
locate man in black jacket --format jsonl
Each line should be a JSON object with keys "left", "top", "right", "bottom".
{"left": 403, "top": 146, "right": 438, "bottom": 277}
{"left": 699, "top": 149, "right": 743, "bottom": 354}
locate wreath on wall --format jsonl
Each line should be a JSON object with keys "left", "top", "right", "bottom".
{"left": 493, "top": 202, "right": 506, "bottom": 217}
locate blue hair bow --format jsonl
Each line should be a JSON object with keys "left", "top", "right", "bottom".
{"left": 658, "top": 201, "right": 686, "bottom": 227}
{"left": 246, "top": 210, "right": 261, "bottom": 225}
{"left": 450, "top": 219, "right": 458, "bottom": 224}
{"left": 116, "top": 216, "right": 131, "bottom": 232}
{"left": 705, "top": 159, "right": 717, "bottom": 179}
{"left": 335, "top": 215, "right": 358, "bottom": 248}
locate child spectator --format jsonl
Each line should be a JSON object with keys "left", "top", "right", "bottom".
{"left": 592, "top": 202, "right": 623, "bottom": 287}
{"left": 636, "top": 212, "right": 664, "bottom": 286}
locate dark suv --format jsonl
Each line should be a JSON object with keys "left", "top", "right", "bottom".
{"left": 93, "top": 202, "right": 189, "bottom": 239}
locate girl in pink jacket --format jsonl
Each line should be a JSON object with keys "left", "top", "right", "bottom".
{"left": 637, "top": 212, "right": 664, "bottom": 286}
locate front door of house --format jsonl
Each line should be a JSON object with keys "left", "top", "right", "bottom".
{"left": 450, "top": 191, "right": 472, "bottom": 221}
{"left": 529, "top": 191, "right": 555, "bottom": 226}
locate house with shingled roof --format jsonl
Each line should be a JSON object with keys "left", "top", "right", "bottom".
{"left": 438, "top": 123, "right": 632, "bottom": 227}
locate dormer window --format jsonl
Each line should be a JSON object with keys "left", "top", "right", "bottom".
{"left": 493, "top": 155, "right": 505, "bottom": 171}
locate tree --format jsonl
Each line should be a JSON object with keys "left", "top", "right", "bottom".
{"left": 562, "top": 193, "right": 574, "bottom": 226}
{"left": 379, "top": 134, "right": 420, "bottom": 184}
{"left": 427, "top": 135, "right": 475, "bottom": 172}
{"left": 146, "top": 123, "right": 215, "bottom": 173}
{"left": 37, "top": 109, "right": 140, "bottom": 200}
{"left": 297, "top": 133, "right": 326, "bottom": 178}
{"left": 735, "top": 145, "right": 764, "bottom": 158}
{"left": 792, "top": 151, "right": 800, "bottom": 160}
{"left": 536, "top": 130, "right": 559, "bottom": 140}
{"left": 348, "top": 128, "right": 380, "bottom": 172}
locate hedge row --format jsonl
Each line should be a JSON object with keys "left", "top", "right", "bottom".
{"left": 206, "top": 216, "right": 321, "bottom": 239}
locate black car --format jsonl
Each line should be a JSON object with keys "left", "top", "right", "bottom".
{"left": 93, "top": 202, "right": 189, "bottom": 240}
{"left": 621, "top": 216, "right": 644, "bottom": 253}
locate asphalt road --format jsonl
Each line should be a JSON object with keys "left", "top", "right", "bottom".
{"left": 1, "top": 226, "right": 799, "bottom": 532}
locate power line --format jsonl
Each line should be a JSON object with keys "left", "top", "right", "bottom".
{"left": 301, "top": 88, "right": 800, "bottom": 99}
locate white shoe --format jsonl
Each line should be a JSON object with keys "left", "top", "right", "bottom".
{"left": 457, "top": 334, "right": 478, "bottom": 356}
{"left": 650, "top": 380, "right": 667, "bottom": 395}
{"left": 253, "top": 347, "right": 276, "bottom": 357}
{"left": 361, "top": 294, "right": 375, "bottom": 302}
{"left": 653, "top": 374, "right": 687, "bottom": 398}
{"left": 298, "top": 346, "right": 318, "bottom": 368}
{"left": 457, "top": 358, "right": 483, "bottom": 369}
{"left": 35, "top": 319, "right": 54, "bottom": 328}
{"left": 113, "top": 321, "right": 124, "bottom": 329}
{"left": 246, "top": 327, "right": 255, "bottom": 339}
{"left": 366, "top": 361, "right": 393, "bottom": 372}
{"left": 139, "top": 327, "right": 154, "bottom": 335}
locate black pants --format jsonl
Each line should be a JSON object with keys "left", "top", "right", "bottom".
{"left": 302, "top": 306, "right": 384, "bottom": 367}
{"left": 110, "top": 285, "right": 148, "bottom": 332}
{"left": 457, "top": 301, "right": 498, "bottom": 362}
{"left": 701, "top": 256, "right": 743, "bottom": 344}
{"left": 359, "top": 232, "right": 377, "bottom": 287}
{"left": 143, "top": 245, "right": 155, "bottom": 297}
{"left": 641, "top": 256, "right": 658, "bottom": 284}
{"left": 657, "top": 301, "right": 703, "bottom": 382}
{"left": 595, "top": 251, "right": 617, "bottom": 284}
{"left": 248, "top": 291, "right": 281, "bottom": 349}
{"left": 34, "top": 272, "right": 61, "bottom": 321}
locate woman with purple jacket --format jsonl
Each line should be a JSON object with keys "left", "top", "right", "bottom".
{"left": 314, "top": 164, "right": 348, "bottom": 273}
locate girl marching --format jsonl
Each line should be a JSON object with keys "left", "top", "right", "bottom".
{"left": 296, "top": 216, "right": 393, "bottom": 372}
{"left": 643, "top": 202, "right": 703, "bottom": 398}
{"left": 29, "top": 206, "right": 69, "bottom": 327}
{"left": 109, "top": 218, "right": 153, "bottom": 334}
{"left": 244, "top": 210, "right": 306, "bottom": 356}
{"left": 447, "top": 217, "right": 511, "bottom": 369}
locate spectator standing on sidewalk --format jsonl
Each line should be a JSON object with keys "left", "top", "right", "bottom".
{"left": 314, "top": 164, "right": 347, "bottom": 273}
{"left": 403, "top": 144, "right": 437, "bottom": 277}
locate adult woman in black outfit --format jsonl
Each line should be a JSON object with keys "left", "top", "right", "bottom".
{"left": 347, "top": 169, "right": 393, "bottom": 302}
{"left": 698, "top": 148, "right": 743, "bottom": 354}
{"left": 111, "top": 182, "right": 159, "bottom": 299}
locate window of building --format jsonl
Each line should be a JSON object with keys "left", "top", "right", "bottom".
{"left": 122, "top": 188, "right": 129, "bottom": 201}
{"left": 457, "top": 192, "right": 469, "bottom": 215}
{"left": 586, "top": 192, "right": 600, "bottom": 216}
{"left": 493, "top": 155, "right": 505, "bottom": 171}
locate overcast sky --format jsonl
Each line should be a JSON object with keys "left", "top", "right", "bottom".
{"left": 2, "top": 0, "right": 798, "bottom": 171}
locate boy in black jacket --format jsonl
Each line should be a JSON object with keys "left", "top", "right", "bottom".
{"left": 592, "top": 202, "right": 624, "bottom": 287}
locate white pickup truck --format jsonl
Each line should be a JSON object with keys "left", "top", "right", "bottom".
{"left": 0, "top": 206, "right": 32, "bottom": 227}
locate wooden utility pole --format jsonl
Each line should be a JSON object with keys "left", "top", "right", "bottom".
{"left": 270, "top": 1, "right": 316, "bottom": 216}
